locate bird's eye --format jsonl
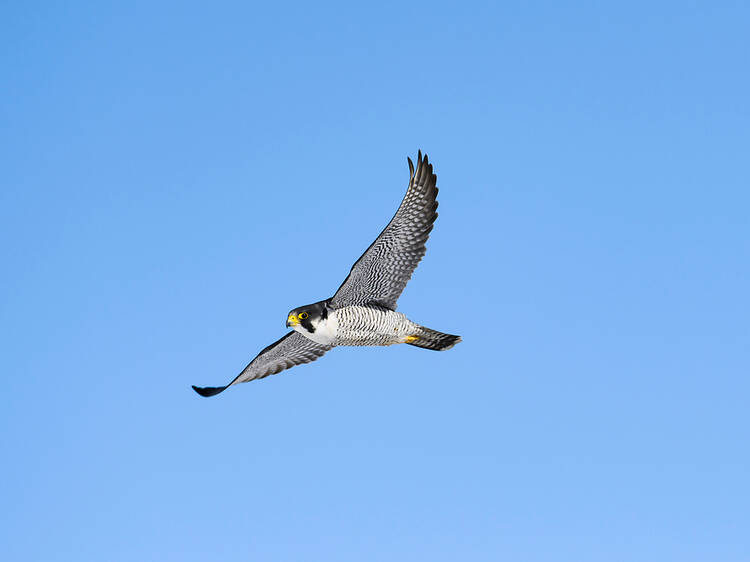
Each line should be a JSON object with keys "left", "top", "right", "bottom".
{"left": 299, "top": 312, "right": 309, "bottom": 319}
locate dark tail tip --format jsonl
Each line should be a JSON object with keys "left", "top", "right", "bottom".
{"left": 407, "top": 329, "right": 462, "bottom": 351}
{"left": 438, "top": 335, "right": 462, "bottom": 351}
{"left": 192, "top": 384, "right": 228, "bottom": 397}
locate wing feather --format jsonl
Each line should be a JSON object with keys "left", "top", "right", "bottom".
{"left": 330, "top": 151, "right": 439, "bottom": 310}
{"left": 192, "top": 332, "right": 331, "bottom": 397}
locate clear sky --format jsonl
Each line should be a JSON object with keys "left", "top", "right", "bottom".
{"left": 2, "top": 2, "right": 749, "bottom": 561}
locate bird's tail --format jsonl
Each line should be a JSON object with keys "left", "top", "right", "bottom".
{"left": 406, "top": 326, "right": 461, "bottom": 351}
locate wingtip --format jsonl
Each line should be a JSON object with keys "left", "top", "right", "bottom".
{"left": 192, "top": 384, "right": 228, "bottom": 397}
{"left": 415, "top": 149, "right": 430, "bottom": 172}
{"left": 407, "top": 156, "right": 414, "bottom": 179}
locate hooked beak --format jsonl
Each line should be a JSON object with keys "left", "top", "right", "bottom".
{"left": 286, "top": 314, "right": 299, "bottom": 328}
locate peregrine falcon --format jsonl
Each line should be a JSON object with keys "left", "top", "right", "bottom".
{"left": 192, "top": 151, "right": 460, "bottom": 397}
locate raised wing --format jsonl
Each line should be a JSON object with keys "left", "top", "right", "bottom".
{"left": 192, "top": 332, "right": 332, "bottom": 397}
{"left": 330, "top": 151, "right": 439, "bottom": 310}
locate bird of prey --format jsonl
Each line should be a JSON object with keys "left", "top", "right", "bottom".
{"left": 192, "top": 151, "right": 460, "bottom": 397}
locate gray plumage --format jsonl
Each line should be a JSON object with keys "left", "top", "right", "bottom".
{"left": 192, "top": 151, "right": 460, "bottom": 398}
{"left": 330, "top": 152, "right": 438, "bottom": 310}
{"left": 192, "top": 332, "right": 331, "bottom": 397}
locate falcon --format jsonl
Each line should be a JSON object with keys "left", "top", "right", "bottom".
{"left": 192, "top": 151, "right": 461, "bottom": 397}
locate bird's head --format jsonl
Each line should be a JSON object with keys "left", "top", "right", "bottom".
{"left": 286, "top": 300, "right": 330, "bottom": 333}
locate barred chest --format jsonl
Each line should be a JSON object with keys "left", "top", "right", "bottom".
{"left": 333, "top": 305, "right": 417, "bottom": 347}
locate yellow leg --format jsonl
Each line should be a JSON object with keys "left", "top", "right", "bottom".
{"left": 405, "top": 335, "right": 420, "bottom": 344}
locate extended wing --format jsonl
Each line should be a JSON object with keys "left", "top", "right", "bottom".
{"left": 329, "top": 151, "right": 439, "bottom": 310}
{"left": 192, "top": 332, "right": 332, "bottom": 397}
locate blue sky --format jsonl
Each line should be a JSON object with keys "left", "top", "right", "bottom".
{"left": 1, "top": 1, "right": 749, "bottom": 560}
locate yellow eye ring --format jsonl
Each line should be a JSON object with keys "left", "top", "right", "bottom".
{"left": 299, "top": 312, "right": 309, "bottom": 320}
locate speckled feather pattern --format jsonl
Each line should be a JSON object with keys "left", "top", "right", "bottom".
{"left": 192, "top": 152, "right": 458, "bottom": 397}
{"left": 333, "top": 305, "right": 417, "bottom": 346}
{"left": 235, "top": 332, "right": 331, "bottom": 382}
{"left": 330, "top": 151, "right": 439, "bottom": 311}
{"left": 193, "top": 332, "right": 331, "bottom": 395}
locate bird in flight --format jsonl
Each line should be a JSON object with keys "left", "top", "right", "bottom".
{"left": 192, "top": 151, "right": 460, "bottom": 397}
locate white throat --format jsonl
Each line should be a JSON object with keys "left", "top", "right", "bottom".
{"left": 294, "top": 309, "right": 338, "bottom": 346}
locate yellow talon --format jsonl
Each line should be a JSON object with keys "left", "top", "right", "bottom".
{"left": 405, "top": 335, "right": 420, "bottom": 343}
